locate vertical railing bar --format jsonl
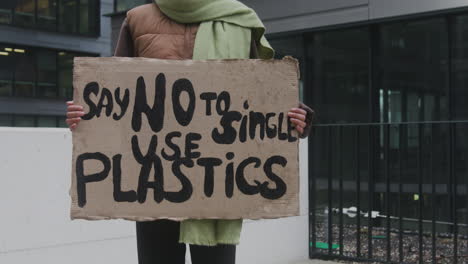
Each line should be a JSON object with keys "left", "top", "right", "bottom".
{"left": 431, "top": 123, "right": 437, "bottom": 263}
{"left": 398, "top": 123, "right": 404, "bottom": 263}
{"left": 368, "top": 125, "right": 374, "bottom": 259}
{"left": 339, "top": 126, "right": 344, "bottom": 256}
{"left": 452, "top": 123, "right": 458, "bottom": 264}
{"left": 306, "top": 34, "right": 316, "bottom": 257}
{"left": 327, "top": 126, "right": 333, "bottom": 255}
{"left": 466, "top": 123, "right": 468, "bottom": 264}
{"left": 385, "top": 124, "right": 391, "bottom": 262}
{"left": 447, "top": 14, "right": 457, "bottom": 264}
{"left": 356, "top": 126, "right": 361, "bottom": 258}
{"left": 310, "top": 130, "right": 317, "bottom": 255}
{"left": 418, "top": 123, "right": 423, "bottom": 264}
{"left": 466, "top": 124, "right": 468, "bottom": 264}
{"left": 308, "top": 34, "right": 318, "bottom": 258}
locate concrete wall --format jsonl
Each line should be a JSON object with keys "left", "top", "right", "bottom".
{"left": 0, "top": 127, "right": 309, "bottom": 264}
{"left": 242, "top": 0, "right": 468, "bottom": 34}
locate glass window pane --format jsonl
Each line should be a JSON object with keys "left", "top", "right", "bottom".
{"left": 14, "top": 47, "right": 36, "bottom": 97}
{"left": 58, "top": 51, "right": 74, "bottom": 99}
{"left": 37, "top": 115, "right": 57, "bottom": 127}
{"left": 453, "top": 15, "right": 468, "bottom": 120}
{"left": 116, "top": 0, "right": 146, "bottom": 12}
{"left": 379, "top": 19, "right": 448, "bottom": 122}
{"left": 15, "top": 0, "right": 35, "bottom": 27}
{"left": 0, "top": 7, "right": 12, "bottom": 24}
{"left": 270, "top": 35, "right": 305, "bottom": 101}
{"left": 0, "top": 45, "right": 13, "bottom": 96}
{"left": 308, "top": 28, "right": 370, "bottom": 124}
{"left": 37, "top": 49, "right": 57, "bottom": 97}
{"left": 0, "top": 114, "right": 13, "bottom": 126}
{"left": 37, "top": 0, "right": 57, "bottom": 30}
{"left": 14, "top": 115, "right": 35, "bottom": 127}
{"left": 79, "top": 0, "right": 98, "bottom": 35}
{"left": 59, "top": 0, "right": 77, "bottom": 33}
{"left": 57, "top": 116, "right": 67, "bottom": 127}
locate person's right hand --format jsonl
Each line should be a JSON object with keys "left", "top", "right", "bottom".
{"left": 66, "top": 101, "right": 84, "bottom": 131}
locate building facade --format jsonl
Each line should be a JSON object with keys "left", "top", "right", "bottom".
{"left": 0, "top": 0, "right": 113, "bottom": 127}
{"left": 241, "top": 0, "right": 468, "bottom": 263}
{"left": 105, "top": 1, "right": 468, "bottom": 262}
{"left": 110, "top": 0, "right": 468, "bottom": 262}
{"left": 0, "top": 0, "right": 466, "bottom": 263}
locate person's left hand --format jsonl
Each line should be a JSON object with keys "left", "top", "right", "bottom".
{"left": 288, "top": 107, "right": 307, "bottom": 135}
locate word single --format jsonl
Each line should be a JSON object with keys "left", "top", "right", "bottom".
{"left": 80, "top": 73, "right": 298, "bottom": 143}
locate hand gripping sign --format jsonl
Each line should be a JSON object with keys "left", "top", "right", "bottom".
{"left": 70, "top": 57, "right": 300, "bottom": 221}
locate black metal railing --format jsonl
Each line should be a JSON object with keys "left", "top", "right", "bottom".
{"left": 309, "top": 121, "right": 468, "bottom": 263}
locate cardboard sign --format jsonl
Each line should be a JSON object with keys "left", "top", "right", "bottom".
{"left": 70, "top": 57, "right": 300, "bottom": 221}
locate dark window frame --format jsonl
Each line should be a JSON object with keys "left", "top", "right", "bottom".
{"left": 267, "top": 6, "right": 468, "bottom": 262}
{"left": 0, "top": 43, "right": 97, "bottom": 100}
{"left": 0, "top": 0, "right": 100, "bottom": 37}
{"left": 0, "top": 113, "right": 66, "bottom": 127}
{"left": 267, "top": 6, "right": 468, "bottom": 125}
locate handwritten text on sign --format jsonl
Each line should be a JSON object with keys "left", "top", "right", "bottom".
{"left": 70, "top": 57, "right": 300, "bottom": 220}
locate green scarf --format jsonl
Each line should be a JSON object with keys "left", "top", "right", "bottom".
{"left": 156, "top": 0, "right": 274, "bottom": 60}
{"left": 154, "top": 0, "right": 274, "bottom": 246}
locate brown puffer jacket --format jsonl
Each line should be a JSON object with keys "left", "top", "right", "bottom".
{"left": 114, "top": 3, "right": 314, "bottom": 137}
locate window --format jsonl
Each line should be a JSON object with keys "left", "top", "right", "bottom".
{"left": 379, "top": 19, "right": 449, "bottom": 123}
{"left": 79, "top": 0, "right": 99, "bottom": 34}
{"left": 269, "top": 36, "right": 305, "bottom": 100}
{"left": 37, "top": 49, "right": 57, "bottom": 97}
{"left": 37, "top": 115, "right": 57, "bottom": 126}
{"left": 295, "top": 12, "right": 468, "bottom": 261}
{"left": 0, "top": 0, "right": 99, "bottom": 36}
{"left": 271, "top": 17, "right": 466, "bottom": 125}
{"left": 0, "top": 44, "right": 95, "bottom": 100}
{"left": 14, "top": 115, "right": 35, "bottom": 127}
{"left": 14, "top": 47, "right": 36, "bottom": 97}
{"left": 453, "top": 15, "right": 468, "bottom": 120}
{"left": 57, "top": 117, "right": 67, "bottom": 127}
{"left": 0, "top": 6, "right": 12, "bottom": 24}
{"left": 37, "top": 0, "right": 57, "bottom": 30}
{"left": 15, "top": 0, "right": 35, "bottom": 27}
{"left": 58, "top": 0, "right": 78, "bottom": 33}
{"left": 58, "top": 51, "right": 76, "bottom": 99}
{"left": 0, "top": 114, "right": 13, "bottom": 126}
{"left": 306, "top": 28, "right": 370, "bottom": 124}
{"left": 115, "top": 0, "right": 149, "bottom": 12}
{"left": 0, "top": 44, "right": 13, "bottom": 96}
{"left": 0, "top": 114, "right": 66, "bottom": 128}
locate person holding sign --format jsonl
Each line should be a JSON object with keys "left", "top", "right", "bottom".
{"left": 66, "top": 0, "right": 314, "bottom": 263}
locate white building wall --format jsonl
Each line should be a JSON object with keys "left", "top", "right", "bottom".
{"left": 0, "top": 127, "right": 309, "bottom": 264}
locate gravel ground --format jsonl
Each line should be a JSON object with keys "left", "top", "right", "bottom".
{"left": 312, "top": 223, "right": 468, "bottom": 263}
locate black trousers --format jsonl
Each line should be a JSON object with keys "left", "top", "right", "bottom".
{"left": 136, "top": 220, "right": 236, "bottom": 264}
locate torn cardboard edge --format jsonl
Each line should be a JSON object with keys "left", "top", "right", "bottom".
{"left": 70, "top": 56, "right": 300, "bottom": 221}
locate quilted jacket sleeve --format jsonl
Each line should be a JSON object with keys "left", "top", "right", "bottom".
{"left": 114, "top": 18, "right": 134, "bottom": 57}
